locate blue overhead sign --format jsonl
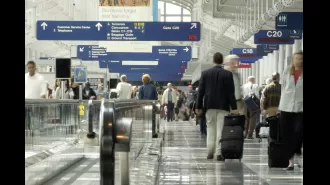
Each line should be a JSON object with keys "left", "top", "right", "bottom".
{"left": 276, "top": 12, "right": 303, "bottom": 30}
{"left": 152, "top": 46, "right": 192, "bottom": 59}
{"left": 77, "top": 45, "right": 106, "bottom": 60}
{"left": 97, "top": 46, "right": 192, "bottom": 61}
{"left": 36, "top": 21, "right": 201, "bottom": 41}
{"left": 119, "top": 72, "right": 183, "bottom": 82}
{"left": 101, "top": 60, "right": 187, "bottom": 73}
{"left": 257, "top": 44, "right": 279, "bottom": 56}
{"left": 254, "top": 30, "right": 296, "bottom": 44}
{"left": 231, "top": 48, "right": 261, "bottom": 60}
{"left": 232, "top": 48, "right": 257, "bottom": 55}
{"left": 239, "top": 59, "right": 258, "bottom": 64}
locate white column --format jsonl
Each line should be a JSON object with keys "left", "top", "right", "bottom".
{"left": 261, "top": 57, "right": 266, "bottom": 84}
{"left": 251, "top": 63, "right": 256, "bottom": 79}
{"left": 256, "top": 61, "right": 260, "bottom": 85}
{"left": 273, "top": 50, "right": 279, "bottom": 73}
{"left": 278, "top": 45, "right": 285, "bottom": 74}
{"left": 301, "top": 35, "right": 303, "bottom": 51}
{"left": 293, "top": 40, "right": 302, "bottom": 54}
{"left": 267, "top": 53, "right": 273, "bottom": 78}
{"left": 242, "top": 70, "right": 246, "bottom": 84}
{"left": 35, "top": 50, "right": 40, "bottom": 60}
{"left": 285, "top": 45, "right": 293, "bottom": 66}
{"left": 25, "top": 48, "right": 29, "bottom": 61}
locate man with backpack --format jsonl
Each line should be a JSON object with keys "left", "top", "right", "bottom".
{"left": 242, "top": 76, "right": 260, "bottom": 139}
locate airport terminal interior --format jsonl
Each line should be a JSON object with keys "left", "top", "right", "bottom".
{"left": 25, "top": 0, "right": 303, "bottom": 184}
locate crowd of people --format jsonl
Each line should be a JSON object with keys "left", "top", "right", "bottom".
{"left": 194, "top": 50, "right": 303, "bottom": 170}
{"left": 25, "top": 49, "right": 303, "bottom": 170}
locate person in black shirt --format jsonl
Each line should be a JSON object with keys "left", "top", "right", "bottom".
{"left": 83, "top": 82, "right": 97, "bottom": 100}
{"left": 196, "top": 52, "right": 238, "bottom": 161}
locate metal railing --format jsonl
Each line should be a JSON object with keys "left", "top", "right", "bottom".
{"left": 25, "top": 99, "right": 102, "bottom": 185}
{"left": 99, "top": 99, "right": 160, "bottom": 185}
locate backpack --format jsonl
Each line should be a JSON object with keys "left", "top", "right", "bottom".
{"left": 243, "top": 84, "right": 260, "bottom": 112}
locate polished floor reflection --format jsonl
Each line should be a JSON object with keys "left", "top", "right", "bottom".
{"left": 157, "top": 120, "right": 303, "bottom": 185}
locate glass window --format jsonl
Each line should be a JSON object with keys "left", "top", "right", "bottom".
{"left": 158, "top": 2, "right": 164, "bottom": 15}
{"left": 160, "top": 16, "right": 165, "bottom": 22}
{"left": 165, "top": 16, "right": 182, "bottom": 22}
{"left": 165, "top": 3, "right": 182, "bottom": 15}
{"left": 182, "top": 16, "right": 191, "bottom": 22}
{"left": 183, "top": 8, "right": 190, "bottom": 15}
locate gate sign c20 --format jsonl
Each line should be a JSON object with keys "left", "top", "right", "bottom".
{"left": 254, "top": 30, "right": 297, "bottom": 45}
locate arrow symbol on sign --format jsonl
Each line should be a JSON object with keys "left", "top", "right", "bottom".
{"left": 41, "top": 22, "right": 48, "bottom": 30}
{"left": 183, "top": 47, "right": 189, "bottom": 52}
{"left": 190, "top": 23, "right": 197, "bottom": 29}
{"left": 95, "top": 23, "right": 102, "bottom": 31}
{"left": 79, "top": 47, "right": 84, "bottom": 52}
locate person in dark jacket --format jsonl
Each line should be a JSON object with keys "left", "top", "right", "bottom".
{"left": 82, "top": 82, "right": 97, "bottom": 100}
{"left": 196, "top": 52, "right": 238, "bottom": 161}
{"left": 138, "top": 74, "right": 158, "bottom": 100}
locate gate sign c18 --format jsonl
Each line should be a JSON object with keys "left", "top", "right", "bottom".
{"left": 36, "top": 21, "right": 201, "bottom": 41}
{"left": 276, "top": 12, "right": 303, "bottom": 30}
{"left": 232, "top": 48, "right": 258, "bottom": 58}
{"left": 254, "top": 30, "right": 297, "bottom": 44}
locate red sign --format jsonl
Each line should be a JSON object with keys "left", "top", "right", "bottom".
{"left": 237, "top": 62, "right": 251, "bottom": 68}
{"left": 188, "top": 35, "right": 197, "bottom": 40}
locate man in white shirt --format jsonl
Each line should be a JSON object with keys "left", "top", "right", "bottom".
{"left": 25, "top": 61, "right": 47, "bottom": 131}
{"left": 224, "top": 54, "right": 243, "bottom": 113}
{"left": 162, "top": 83, "right": 177, "bottom": 122}
{"left": 25, "top": 61, "right": 47, "bottom": 99}
{"left": 241, "top": 76, "right": 260, "bottom": 139}
{"left": 116, "top": 75, "right": 132, "bottom": 100}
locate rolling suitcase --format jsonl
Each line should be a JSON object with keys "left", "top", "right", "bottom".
{"left": 267, "top": 114, "right": 289, "bottom": 168}
{"left": 220, "top": 114, "right": 245, "bottom": 161}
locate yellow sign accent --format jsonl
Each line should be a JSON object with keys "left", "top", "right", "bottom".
{"left": 79, "top": 104, "right": 84, "bottom": 116}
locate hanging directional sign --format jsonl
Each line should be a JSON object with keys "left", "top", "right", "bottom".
{"left": 36, "top": 21, "right": 201, "bottom": 41}
{"left": 102, "top": 60, "right": 188, "bottom": 73}
{"left": 254, "top": 30, "right": 297, "bottom": 44}
{"left": 119, "top": 72, "right": 183, "bottom": 82}
{"left": 231, "top": 48, "right": 258, "bottom": 58}
{"left": 77, "top": 45, "right": 107, "bottom": 60}
{"left": 276, "top": 12, "right": 303, "bottom": 30}
{"left": 239, "top": 59, "right": 258, "bottom": 64}
{"left": 257, "top": 44, "right": 279, "bottom": 56}
{"left": 237, "top": 62, "right": 251, "bottom": 68}
{"left": 95, "top": 46, "right": 192, "bottom": 61}
{"left": 152, "top": 46, "right": 192, "bottom": 59}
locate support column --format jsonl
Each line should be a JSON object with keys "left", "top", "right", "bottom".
{"left": 301, "top": 35, "right": 303, "bottom": 51}
{"left": 25, "top": 48, "right": 29, "bottom": 61}
{"left": 267, "top": 53, "right": 273, "bottom": 78}
{"left": 278, "top": 45, "right": 285, "bottom": 74}
{"left": 293, "top": 39, "right": 302, "bottom": 54}
{"left": 255, "top": 61, "right": 260, "bottom": 85}
{"left": 260, "top": 57, "right": 265, "bottom": 84}
{"left": 285, "top": 45, "right": 293, "bottom": 66}
{"left": 273, "top": 50, "right": 279, "bottom": 73}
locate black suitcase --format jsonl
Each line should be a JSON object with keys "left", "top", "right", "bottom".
{"left": 267, "top": 114, "right": 289, "bottom": 168}
{"left": 220, "top": 126, "right": 244, "bottom": 160}
{"left": 266, "top": 115, "right": 280, "bottom": 140}
{"left": 220, "top": 114, "right": 245, "bottom": 160}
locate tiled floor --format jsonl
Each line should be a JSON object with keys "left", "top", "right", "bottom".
{"left": 43, "top": 120, "right": 303, "bottom": 185}
{"left": 157, "top": 120, "right": 303, "bottom": 185}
